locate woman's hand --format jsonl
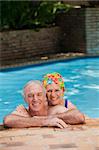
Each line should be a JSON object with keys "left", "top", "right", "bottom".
{"left": 12, "top": 105, "right": 30, "bottom": 117}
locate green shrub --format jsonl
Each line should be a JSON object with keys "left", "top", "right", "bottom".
{"left": 0, "top": 1, "right": 72, "bottom": 31}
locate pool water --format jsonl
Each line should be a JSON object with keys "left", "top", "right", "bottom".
{"left": 0, "top": 57, "right": 99, "bottom": 123}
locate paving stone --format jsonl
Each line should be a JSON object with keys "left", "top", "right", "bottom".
{"left": 0, "top": 118, "right": 99, "bottom": 150}
{"left": 42, "top": 134, "right": 55, "bottom": 138}
{"left": 49, "top": 143, "right": 77, "bottom": 149}
{"left": 95, "top": 136, "right": 99, "bottom": 147}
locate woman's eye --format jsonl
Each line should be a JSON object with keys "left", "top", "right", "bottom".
{"left": 55, "top": 89, "right": 60, "bottom": 92}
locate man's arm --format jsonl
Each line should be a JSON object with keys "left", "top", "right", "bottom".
{"left": 54, "top": 109, "right": 85, "bottom": 125}
{"left": 3, "top": 114, "right": 67, "bottom": 128}
{"left": 3, "top": 114, "right": 45, "bottom": 128}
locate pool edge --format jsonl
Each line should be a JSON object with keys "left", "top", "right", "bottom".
{"left": 0, "top": 53, "right": 99, "bottom": 72}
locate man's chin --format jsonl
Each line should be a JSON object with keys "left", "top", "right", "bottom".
{"left": 33, "top": 107, "right": 41, "bottom": 111}
{"left": 31, "top": 106, "right": 41, "bottom": 112}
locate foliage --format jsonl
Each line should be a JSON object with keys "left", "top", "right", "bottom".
{"left": 0, "top": 1, "right": 38, "bottom": 30}
{"left": 0, "top": 1, "right": 72, "bottom": 31}
{"left": 32, "top": 1, "right": 72, "bottom": 27}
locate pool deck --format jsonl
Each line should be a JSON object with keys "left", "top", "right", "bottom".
{"left": 0, "top": 118, "right": 99, "bottom": 150}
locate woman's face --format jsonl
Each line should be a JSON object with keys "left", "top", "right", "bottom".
{"left": 46, "top": 82, "right": 64, "bottom": 106}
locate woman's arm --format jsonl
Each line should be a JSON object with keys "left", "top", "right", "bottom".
{"left": 48, "top": 105, "right": 85, "bottom": 125}
{"left": 53, "top": 108, "right": 85, "bottom": 125}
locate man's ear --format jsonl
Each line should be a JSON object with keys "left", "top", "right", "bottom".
{"left": 23, "top": 95, "right": 28, "bottom": 103}
{"left": 21, "top": 91, "right": 27, "bottom": 103}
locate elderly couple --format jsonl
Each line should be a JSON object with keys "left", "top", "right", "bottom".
{"left": 4, "top": 72, "right": 85, "bottom": 128}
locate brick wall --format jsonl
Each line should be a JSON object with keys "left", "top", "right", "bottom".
{"left": 56, "top": 8, "right": 99, "bottom": 54}
{"left": 56, "top": 8, "right": 86, "bottom": 53}
{"left": 0, "top": 27, "right": 61, "bottom": 66}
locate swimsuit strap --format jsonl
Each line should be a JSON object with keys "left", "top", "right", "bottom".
{"left": 65, "top": 99, "right": 68, "bottom": 108}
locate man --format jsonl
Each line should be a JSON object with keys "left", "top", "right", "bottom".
{"left": 3, "top": 80, "right": 85, "bottom": 128}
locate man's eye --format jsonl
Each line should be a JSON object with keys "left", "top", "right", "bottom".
{"left": 28, "top": 94, "right": 33, "bottom": 98}
{"left": 47, "top": 90, "right": 52, "bottom": 93}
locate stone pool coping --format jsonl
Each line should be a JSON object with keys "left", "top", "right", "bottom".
{"left": 0, "top": 118, "right": 99, "bottom": 150}
{"left": 0, "top": 53, "right": 99, "bottom": 70}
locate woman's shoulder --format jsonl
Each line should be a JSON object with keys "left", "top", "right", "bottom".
{"left": 65, "top": 100, "right": 77, "bottom": 109}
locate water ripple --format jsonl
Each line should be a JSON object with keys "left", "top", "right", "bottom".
{"left": 81, "top": 70, "right": 99, "bottom": 77}
{"left": 83, "top": 84, "right": 99, "bottom": 91}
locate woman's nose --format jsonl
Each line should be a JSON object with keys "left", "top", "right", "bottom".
{"left": 51, "top": 91, "right": 56, "bottom": 97}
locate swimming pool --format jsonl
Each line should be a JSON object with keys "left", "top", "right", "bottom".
{"left": 0, "top": 57, "right": 99, "bottom": 123}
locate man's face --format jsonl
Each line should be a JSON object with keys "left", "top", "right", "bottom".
{"left": 24, "top": 83, "right": 46, "bottom": 112}
{"left": 46, "top": 82, "right": 64, "bottom": 106}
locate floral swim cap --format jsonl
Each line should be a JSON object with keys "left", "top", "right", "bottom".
{"left": 43, "top": 72, "right": 65, "bottom": 92}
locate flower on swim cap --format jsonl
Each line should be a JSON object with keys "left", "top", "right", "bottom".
{"left": 47, "top": 78, "right": 53, "bottom": 84}
{"left": 43, "top": 72, "right": 65, "bottom": 92}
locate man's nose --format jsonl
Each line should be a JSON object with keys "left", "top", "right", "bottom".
{"left": 33, "top": 95, "right": 38, "bottom": 101}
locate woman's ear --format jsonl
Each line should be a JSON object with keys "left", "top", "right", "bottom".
{"left": 60, "top": 89, "right": 64, "bottom": 96}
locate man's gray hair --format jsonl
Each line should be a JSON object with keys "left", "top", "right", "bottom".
{"left": 23, "top": 80, "right": 46, "bottom": 98}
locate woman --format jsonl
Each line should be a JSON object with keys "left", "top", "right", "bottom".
{"left": 42, "top": 72, "right": 77, "bottom": 115}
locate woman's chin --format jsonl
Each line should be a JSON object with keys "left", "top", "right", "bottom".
{"left": 52, "top": 102, "right": 59, "bottom": 106}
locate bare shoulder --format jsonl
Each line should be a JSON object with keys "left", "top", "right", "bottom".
{"left": 67, "top": 100, "right": 77, "bottom": 109}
